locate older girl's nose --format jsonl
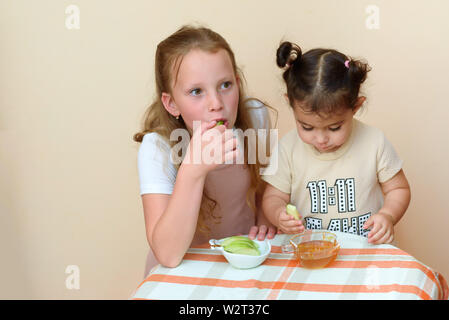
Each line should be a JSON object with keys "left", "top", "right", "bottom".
{"left": 208, "top": 92, "right": 224, "bottom": 111}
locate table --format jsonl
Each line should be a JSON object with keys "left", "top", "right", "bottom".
{"left": 132, "top": 231, "right": 448, "bottom": 300}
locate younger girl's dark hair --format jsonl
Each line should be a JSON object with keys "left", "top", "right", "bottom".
{"left": 276, "top": 41, "right": 371, "bottom": 115}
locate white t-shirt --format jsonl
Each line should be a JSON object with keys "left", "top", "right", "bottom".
{"left": 262, "top": 119, "right": 403, "bottom": 238}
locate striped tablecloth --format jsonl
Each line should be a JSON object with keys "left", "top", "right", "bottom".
{"left": 133, "top": 231, "right": 448, "bottom": 300}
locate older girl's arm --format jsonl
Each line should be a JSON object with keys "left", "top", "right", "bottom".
{"left": 142, "top": 164, "right": 207, "bottom": 268}
{"left": 248, "top": 181, "right": 277, "bottom": 240}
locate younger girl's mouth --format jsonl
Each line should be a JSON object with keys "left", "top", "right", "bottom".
{"left": 316, "top": 145, "right": 339, "bottom": 153}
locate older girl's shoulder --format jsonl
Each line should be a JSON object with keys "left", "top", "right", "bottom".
{"left": 139, "top": 132, "right": 174, "bottom": 163}
{"left": 141, "top": 132, "right": 171, "bottom": 149}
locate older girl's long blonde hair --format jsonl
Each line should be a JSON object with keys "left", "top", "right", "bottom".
{"left": 134, "top": 25, "right": 272, "bottom": 235}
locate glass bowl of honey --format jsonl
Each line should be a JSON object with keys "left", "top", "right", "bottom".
{"left": 282, "top": 230, "right": 340, "bottom": 269}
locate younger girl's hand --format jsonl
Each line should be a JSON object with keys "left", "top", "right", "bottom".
{"left": 278, "top": 208, "right": 305, "bottom": 234}
{"left": 363, "top": 212, "right": 394, "bottom": 244}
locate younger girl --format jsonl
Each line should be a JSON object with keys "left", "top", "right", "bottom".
{"left": 134, "top": 26, "right": 276, "bottom": 273}
{"left": 262, "top": 42, "right": 411, "bottom": 245}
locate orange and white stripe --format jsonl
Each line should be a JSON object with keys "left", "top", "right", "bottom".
{"left": 133, "top": 232, "right": 448, "bottom": 300}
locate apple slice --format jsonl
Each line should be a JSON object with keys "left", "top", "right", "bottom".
{"left": 286, "top": 204, "right": 301, "bottom": 220}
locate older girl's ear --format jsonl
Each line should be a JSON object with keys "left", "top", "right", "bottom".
{"left": 161, "top": 92, "right": 180, "bottom": 118}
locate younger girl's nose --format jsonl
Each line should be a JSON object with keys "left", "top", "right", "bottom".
{"left": 315, "top": 132, "right": 329, "bottom": 144}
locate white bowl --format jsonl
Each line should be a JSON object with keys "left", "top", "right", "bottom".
{"left": 209, "top": 237, "right": 271, "bottom": 269}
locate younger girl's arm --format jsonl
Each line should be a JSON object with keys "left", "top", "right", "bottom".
{"left": 364, "top": 169, "right": 411, "bottom": 244}
{"left": 262, "top": 184, "right": 304, "bottom": 234}
{"left": 379, "top": 169, "right": 411, "bottom": 224}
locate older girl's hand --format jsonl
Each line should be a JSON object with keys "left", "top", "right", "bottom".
{"left": 183, "top": 120, "right": 238, "bottom": 177}
{"left": 248, "top": 225, "right": 277, "bottom": 241}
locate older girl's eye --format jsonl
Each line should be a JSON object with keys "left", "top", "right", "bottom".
{"left": 329, "top": 126, "right": 341, "bottom": 132}
{"left": 190, "top": 88, "right": 202, "bottom": 96}
{"left": 220, "top": 81, "right": 232, "bottom": 90}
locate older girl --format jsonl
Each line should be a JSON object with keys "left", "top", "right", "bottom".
{"left": 134, "top": 26, "right": 276, "bottom": 273}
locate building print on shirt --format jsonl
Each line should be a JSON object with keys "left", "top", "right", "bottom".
{"left": 304, "top": 178, "right": 371, "bottom": 237}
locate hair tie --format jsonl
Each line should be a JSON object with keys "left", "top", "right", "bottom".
{"left": 285, "top": 51, "right": 298, "bottom": 70}
{"left": 344, "top": 60, "right": 350, "bottom": 68}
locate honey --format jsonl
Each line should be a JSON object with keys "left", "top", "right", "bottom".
{"left": 295, "top": 240, "right": 339, "bottom": 269}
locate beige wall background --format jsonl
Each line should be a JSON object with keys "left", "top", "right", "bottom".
{"left": 1, "top": 0, "right": 448, "bottom": 299}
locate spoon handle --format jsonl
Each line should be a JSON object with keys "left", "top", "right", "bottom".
{"left": 209, "top": 239, "right": 222, "bottom": 249}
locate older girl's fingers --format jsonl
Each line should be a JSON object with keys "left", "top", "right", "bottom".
{"left": 219, "top": 129, "right": 235, "bottom": 150}
{"left": 201, "top": 120, "right": 220, "bottom": 134}
{"left": 247, "top": 226, "right": 259, "bottom": 240}
{"left": 257, "top": 225, "right": 268, "bottom": 240}
{"left": 223, "top": 145, "right": 239, "bottom": 164}
{"left": 266, "top": 226, "right": 277, "bottom": 239}
{"left": 223, "top": 137, "right": 237, "bottom": 153}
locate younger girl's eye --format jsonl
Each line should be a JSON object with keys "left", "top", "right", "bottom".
{"left": 190, "top": 88, "right": 202, "bottom": 96}
{"left": 329, "top": 126, "right": 341, "bottom": 132}
{"left": 301, "top": 125, "right": 313, "bottom": 131}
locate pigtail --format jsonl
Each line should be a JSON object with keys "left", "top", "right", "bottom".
{"left": 276, "top": 42, "right": 302, "bottom": 80}
{"left": 347, "top": 58, "right": 371, "bottom": 87}
{"left": 346, "top": 58, "right": 371, "bottom": 107}
{"left": 276, "top": 42, "right": 292, "bottom": 68}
